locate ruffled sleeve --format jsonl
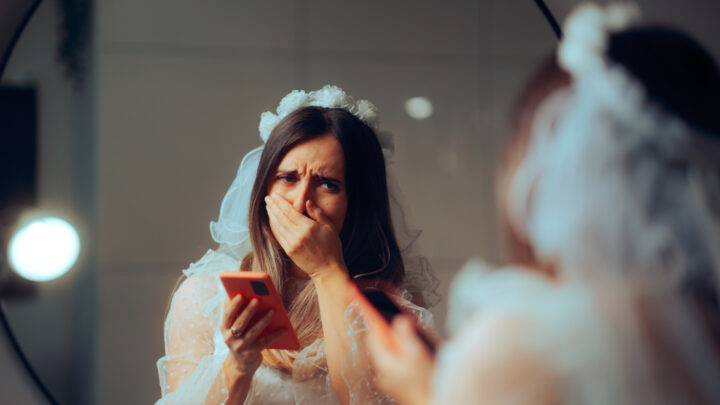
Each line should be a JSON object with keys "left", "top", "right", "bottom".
{"left": 156, "top": 250, "right": 239, "bottom": 405}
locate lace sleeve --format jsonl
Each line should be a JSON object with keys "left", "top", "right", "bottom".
{"left": 156, "top": 272, "right": 230, "bottom": 405}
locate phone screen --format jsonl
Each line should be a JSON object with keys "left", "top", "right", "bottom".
{"left": 361, "top": 288, "right": 436, "bottom": 354}
{"left": 362, "top": 289, "right": 403, "bottom": 322}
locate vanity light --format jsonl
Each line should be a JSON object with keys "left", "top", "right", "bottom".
{"left": 7, "top": 216, "right": 80, "bottom": 282}
{"left": 404, "top": 96, "right": 433, "bottom": 120}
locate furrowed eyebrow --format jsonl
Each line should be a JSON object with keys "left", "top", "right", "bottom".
{"left": 274, "top": 167, "right": 343, "bottom": 184}
{"left": 317, "top": 175, "right": 343, "bottom": 185}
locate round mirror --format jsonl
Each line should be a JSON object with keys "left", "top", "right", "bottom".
{"left": 2, "top": 1, "right": 718, "bottom": 404}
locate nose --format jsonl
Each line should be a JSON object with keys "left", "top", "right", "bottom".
{"left": 291, "top": 179, "right": 311, "bottom": 213}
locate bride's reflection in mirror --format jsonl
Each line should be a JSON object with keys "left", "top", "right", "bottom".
{"left": 158, "top": 88, "right": 440, "bottom": 404}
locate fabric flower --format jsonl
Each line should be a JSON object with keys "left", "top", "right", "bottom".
{"left": 255, "top": 84, "right": 391, "bottom": 151}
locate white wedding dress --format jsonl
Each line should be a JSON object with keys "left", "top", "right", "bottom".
{"left": 155, "top": 246, "right": 433, "bottom": 405}
{"left": 432, "top": 260, "right": 720, "bottom": 404}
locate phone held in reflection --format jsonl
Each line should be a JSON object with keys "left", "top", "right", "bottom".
{"left": 348, "top": 284, "right": 436, "bottom": 355}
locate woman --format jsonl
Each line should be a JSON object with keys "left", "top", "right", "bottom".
{"left": 156, "top": 85, "right": 434, "bottom": 404}
{"left": 366, "top": 3, "right": 720, "bottom": 404}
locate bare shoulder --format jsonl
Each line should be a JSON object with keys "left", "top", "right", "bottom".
{"left": 435, "top": 312, "right": 562, "bottom": 404}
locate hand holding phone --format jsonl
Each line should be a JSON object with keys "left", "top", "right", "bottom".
{"left": 347, "top": 283, "right": 436, "bottom": 355}
{"left": 220, "top": 271, "right": 301, "bottom": 350}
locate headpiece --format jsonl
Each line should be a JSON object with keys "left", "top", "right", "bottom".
{"left": 508, "top": 2, "right": 720, "bottom": 284}
{"left": 210, "top": 85, "right": 392, "bottom": 246}
{"left": 257, "top": 85, "right": 388, "bottom": 147}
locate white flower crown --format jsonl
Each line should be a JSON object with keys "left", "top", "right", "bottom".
{"left": 559, "top": 2, "right": 640, "bottom": 75}
{"left": 257, "top": 85, "right": 392, "bottom": 151}
{"left": 509, "top": 1, "right": 720, "bottom": 276}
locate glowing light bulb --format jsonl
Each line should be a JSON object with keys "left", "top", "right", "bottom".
{"left": 405, "top": 97, "right": 433, "bottom": 120}
{"left": 8, "top": 217, "right": 80, "bottom": 282}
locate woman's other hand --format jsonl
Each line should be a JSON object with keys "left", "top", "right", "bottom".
{"left": 265, "top": 193, "right": 346, "bottom": 280}
{"left": 221, "top": 294, "right": 285, "bottom": 403}
{"left": 365, "top": 315, "right": 434, "bottom": 405}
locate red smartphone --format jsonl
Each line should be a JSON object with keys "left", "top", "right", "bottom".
{"left": 219, "top": 271, "right": 301, "bottom": 350}
{"left": 347, "top": 283, "right": 436, "bottom": 355}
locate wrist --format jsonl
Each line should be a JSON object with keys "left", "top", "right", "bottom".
{"left": 222, "top": 354, "right": 257, "bottom": 385}
{"left": 311, "top": 263, "right": 349, "bottom": 288}
{"left": 223, "top": 365, "right": 255, "bottom": 405}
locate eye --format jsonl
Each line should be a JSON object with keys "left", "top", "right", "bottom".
{"left": 320, "top": 181, "right": 339, "bottom": 191}
{"left": 276, "top": 173, "right": 297, "bottom": 183}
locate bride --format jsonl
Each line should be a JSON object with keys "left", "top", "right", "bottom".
{"left": 155, "top": 85, "right": 434, "bottom": 404}
{"left": 366, "top": 3, "right": 720, "bottom": 404}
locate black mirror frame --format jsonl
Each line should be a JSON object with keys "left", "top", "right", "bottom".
{"left": 0, "top": 1, "right": 60, "bottom": 404}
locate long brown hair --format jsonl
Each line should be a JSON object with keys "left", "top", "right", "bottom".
{"left": 240, "top": 106, "right": 404, "bottom": 370}
{"left": 499, "top": 53, "right": 570, "bottom": 270}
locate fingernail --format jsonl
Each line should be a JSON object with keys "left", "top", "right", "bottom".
{"left": 264, "top": 196, "right": 270, "bottom": 203}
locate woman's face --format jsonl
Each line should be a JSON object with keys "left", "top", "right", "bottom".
{"left": 267, "top": 133, "right": 348, "bottom": 232}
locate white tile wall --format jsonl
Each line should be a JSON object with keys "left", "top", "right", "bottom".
{"left": 97, "top": 53, "right": 296, "bottom": 265}
{"left": 98, "top": 0, "right": 298, "bottom": 50}
{"left": 304, "top": 0, "right": 488, "bottom": 56}
{"left": 305, "top": 59, "right": 493, "bottom": 259}
{"left": 489, "top": 0, "right": 558, "bottom": 58}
